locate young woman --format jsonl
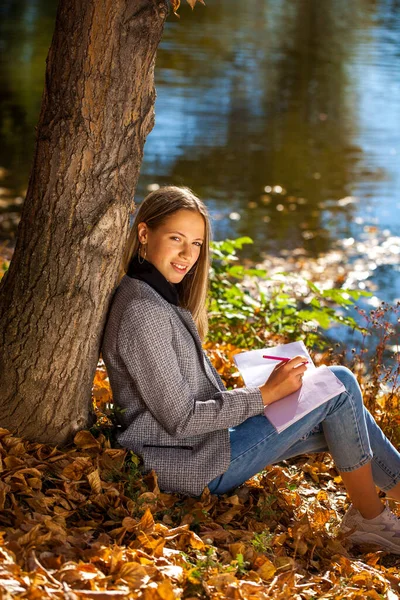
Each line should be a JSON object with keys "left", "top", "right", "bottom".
{"left": 102, "top": 186, "right": 400, "bottom": 554}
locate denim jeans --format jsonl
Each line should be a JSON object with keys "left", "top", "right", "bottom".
{"left": 207, "top": 366, "right": 400, "bottom": 496}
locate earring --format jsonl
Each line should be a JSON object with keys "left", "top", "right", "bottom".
{"left": 138, "top": 243, "right": 147, "bottom": 264}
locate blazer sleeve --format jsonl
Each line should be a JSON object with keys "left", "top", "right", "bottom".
{"left": 117, "top": 301, "right": 265, "bottom": 438}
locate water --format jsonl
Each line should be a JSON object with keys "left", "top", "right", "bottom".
{"left": 0, "top": 0, "right": 400, "bottom": 307}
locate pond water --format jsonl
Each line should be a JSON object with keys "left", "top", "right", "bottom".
{"left": 1, "top": 0, "right": 400, "bottom": 310}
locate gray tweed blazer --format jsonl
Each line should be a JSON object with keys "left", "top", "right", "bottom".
{"left": 101, "top": 276, "right": 264, "bottom": 496}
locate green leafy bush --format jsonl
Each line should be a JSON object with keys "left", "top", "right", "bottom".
{"left": 208, "top": 237, "right": 369, "bottom": 348}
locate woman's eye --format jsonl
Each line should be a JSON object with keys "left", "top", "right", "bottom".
{"left": 171, "top": 236, "right": 180, "bottom": 242}
{"left": 194, "top": 242, "right": 203, "bottom": 247}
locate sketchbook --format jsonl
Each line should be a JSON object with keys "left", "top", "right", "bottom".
{"left": 234, "top": 342, "right": 346, "bottom": 433}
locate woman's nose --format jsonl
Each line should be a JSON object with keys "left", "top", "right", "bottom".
{"left": 179, "top": 243, "right": 192, "bottom": 259}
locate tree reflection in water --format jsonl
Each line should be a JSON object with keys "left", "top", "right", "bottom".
{"left": 0, "top": 0, "right": 399, "bottom": 303}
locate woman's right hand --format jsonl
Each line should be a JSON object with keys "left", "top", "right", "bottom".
{"left": 258, "top": 356, "right": 308, "bottom": 406}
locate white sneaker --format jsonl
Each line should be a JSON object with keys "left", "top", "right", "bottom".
{"left": 339, "top": 502, "right": 400, "bottom": 554}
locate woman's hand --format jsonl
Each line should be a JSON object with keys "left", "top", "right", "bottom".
{"left": 258, "top": 356, "right": 308, "bottom": 406}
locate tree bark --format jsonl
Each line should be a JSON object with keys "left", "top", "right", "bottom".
{"left": 0, "top": 0, "right": 169, "bottom": 444}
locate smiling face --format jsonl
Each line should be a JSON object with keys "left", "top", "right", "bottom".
{"left": 137, "top": 209, "right": 206, "bottom": 284}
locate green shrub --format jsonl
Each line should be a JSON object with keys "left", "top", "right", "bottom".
{"left": 208, "top": 237, "right": 369, "bottom": 348}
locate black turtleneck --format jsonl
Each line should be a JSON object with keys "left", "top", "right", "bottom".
{"left": 127, "top": 253, "right": 179, "bottom": 306}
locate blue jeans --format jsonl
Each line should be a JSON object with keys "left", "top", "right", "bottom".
{"left": 208, "top": 366, "right": 400, "bottom": 495}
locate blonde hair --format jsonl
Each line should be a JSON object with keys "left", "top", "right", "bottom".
{"left": 120, "top": 186, "right": 211, "bottom": 340}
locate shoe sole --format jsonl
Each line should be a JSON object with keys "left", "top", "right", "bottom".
{"left": 348, "top": 531, "right": 400, "bottom": 554}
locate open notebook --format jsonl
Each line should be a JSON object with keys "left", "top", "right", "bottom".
{"left": 234, "top": 342, "right": 346, "bottom": 433}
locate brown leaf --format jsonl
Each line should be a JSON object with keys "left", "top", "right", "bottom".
{"left": 74, "top": 430, "right": 101, "bottom": 450}
{"left": 115, "top": 561, "right": 149, "bottom": 588}
{"left": 137, "top": 492, "right": 158, "bottom": 512}
{"left": 178, "top": 530, "right": 205, "bottom": 550}
{"left": 316, "top": 489, "right": 330, "bottom": 503}
{"left": 4, "top": 455, "right": 25, "bottom": 469}
{"left": 138, "top": 508, "right": 155, "bottom": 533}
{"left": 228, "top": 542, "right": 247, "bottom": 558}
{"left": 26, "top": 477, "right": 42, "bottom": 490}
{"left": 8, "top": 442, "right": 26, "bottom": 456}
{"left": 157, "top": 564, "right": 184, "bottom": 583}
{"left": 275, "top": 556, "right": 295, "bottom": 571}
{"left": 64, "top": 593, "right": 127, "bottom": 599}
{"left": 0, "top": 481, "right": 10, "bottom": 510}
{"left": 17, "top": 523, "right": 43, "bottom": 547}
{"left": 225, "top": 494, "right": 241, "bottom": 506}
{"left": 58, "top": 562, "right": 104, "bottom": 584}
{"left": 158, "top": 492, "right": 178, "bottom": 508}
{"left": 87, "top": 469, "right": 102, "bottom": 494}
{"left": 207, "top": 572, "right": 238, "bottom": 591}
{"left": 216, "top": 505, "right": 242, "bottom": 525}
{"left": 170, "top": 0, "right": 205, "bottom": 16}
{"left": 170, "top": 0, "right": 180, "bottom": 16}
{"left": 135, "top": 533, "right": 165, "bottom": 557}
{"left": 62, "top": 457, "right": 92, "bottom": 480}
{"left": 122, "top": 516, "right": 138, "bottom": 532}
{"left": 280, "top": 489, "right": 301, "bottom": 508}
{"left": 309, "top": 502, "right": 335, "bottom": 530}
{"left": 257, "top": 558, "right": 276, "bottom": 581}
{"left": 155, "top": 579, "right": 176, "bottom": 600}
{"left": 99, "top": 448, "right": 126, "bottom": 474}
{"left": 292, "top": 538, "right": 309, "bottom": 556}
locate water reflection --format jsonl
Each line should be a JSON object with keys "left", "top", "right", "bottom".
{"left": 142, "top": 0, "right": 395, "bottom": 257}
{"left": 0, "top": 0, "right": 56, "bottom": 190}
{"left": 0, "top": 0, "right": 399, "bottom": 304}
{"left": 141, "top": 2, "right": 397, "bottom": 261}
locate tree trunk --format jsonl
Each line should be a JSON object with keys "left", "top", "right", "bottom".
{"left": 0, "top": 0, "right": 169, "bottom": 444}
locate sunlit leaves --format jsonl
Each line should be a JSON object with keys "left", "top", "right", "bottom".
{"left": 1, "top": 413, "right": 400, "bottom": 597}
{"left": 208, "top": 237, "right": 370, "bottom": 351}
{"left": 170, "top": 0, "right": 205, "bottom": 17}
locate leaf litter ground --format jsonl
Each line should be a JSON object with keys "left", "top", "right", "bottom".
{"left": 0, "top": 244, "right": 400, "bottom": 599}
{"left": 1, "top": 361, "right": 399, "bottom": 599}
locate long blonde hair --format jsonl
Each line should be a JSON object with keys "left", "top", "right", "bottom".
{"left": 120, "top": 186, "right": 211, "bottom": 340}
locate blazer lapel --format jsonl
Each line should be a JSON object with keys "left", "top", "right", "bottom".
{"left": 171, "top": 305, "right": 222, "bottom": 391}
{"left": 136, "top": 280, "right": 222, "bottom": 391}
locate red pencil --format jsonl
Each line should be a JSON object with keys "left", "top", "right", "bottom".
{"left": 262, "top": 355, "right": 291, "bottom": 362}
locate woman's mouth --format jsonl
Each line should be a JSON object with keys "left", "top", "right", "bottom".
{"left": 171, "top": 262, "right": 188, "bottom": 273}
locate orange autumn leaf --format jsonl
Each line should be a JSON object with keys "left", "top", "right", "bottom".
{"left": 257, "top": 558, "right": 276, "bottom": 581}
{"left": 135, "top": 533, "right": 166, "bottom": 557}
{"left": 154, "top": 579, "right": 176, "bottom": 600}
{"left": 61, "top": 457, "right": 92, "bottom": 480}
{"left": 138, "top": 508, "right": 155, "bottom": 533}
{"left": 115, "top": 561, "right": 149, "bottom": 587}
{"left": 170, "top": 0, "right": 205, "bottom": 17}
{"left": 87, "top": 469, "right": 102, "bottom": 494}
{"left": 0, "top": 323, "right": 399, "bottom": 600}
{"left": 216, "top": 505, "right": 243, "bottom": 525}
{"left": 74, "top": 430, "right": 101, "bottom": 450}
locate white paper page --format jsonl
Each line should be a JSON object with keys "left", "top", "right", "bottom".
{"left": 264, "top": 365, "right": 346, "bottom": 433}
{"left": 234, "top": 341, "right": 315, "bottom": 388}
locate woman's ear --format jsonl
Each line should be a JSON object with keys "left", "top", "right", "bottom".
{"left": 137, "top": 222, "right": 148, "bottom": 244}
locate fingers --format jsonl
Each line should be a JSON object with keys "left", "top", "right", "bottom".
{"left": 261, "top": 355, "right": 309, "bottom": 404}
{"left": 287, "top": 355, "right": 309, "bottom": 367}
{"left": 283, "top": 356, "right": 308, "bottom": 378}
{"left": 272, "top": 354, "right": 306, "bottom": 369}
